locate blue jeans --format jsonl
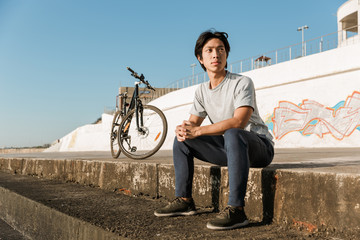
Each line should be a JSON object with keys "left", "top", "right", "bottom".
{"left": 173, "top": 128, "right": 274, "bottom": 207}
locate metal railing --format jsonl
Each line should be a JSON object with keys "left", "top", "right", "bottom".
{"left": 106, "top": 26, "right": 359, "bottom": 114}
{"left": 165, "top": 72, "right": 210, "bottom": 90}
{"left": 165, "top": 25, "right": 359, "bottom": 90}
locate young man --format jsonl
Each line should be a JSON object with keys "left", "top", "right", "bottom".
{"left": 154, "top": 30, "right": 274, "bottom": 230}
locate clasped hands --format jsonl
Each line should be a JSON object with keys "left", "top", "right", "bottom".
{"left": 175, "top": 120, "right": 200, "bottom": 142}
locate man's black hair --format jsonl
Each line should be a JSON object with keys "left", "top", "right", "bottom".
{"left": 194, "top": 29, "right": 230, "bottom": 71}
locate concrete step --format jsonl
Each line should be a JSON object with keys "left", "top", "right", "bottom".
{"left": 0, "top": 171, "right": 342, "bottom": 240}
{"left": 0, "top": 218, "right": 28, "bottom": 240}
{"left": 0, "top": 172, "right": 131, "bottom": 240}
{"left": 1, "top": 149, "right": 360, "bottom": 238}
{"left": 2, "top": 171, "right": 360, "bottom": 240}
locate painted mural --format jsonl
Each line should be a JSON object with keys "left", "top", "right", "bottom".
{"left": 266, "top": 91, "right": 360, "bottom": 140}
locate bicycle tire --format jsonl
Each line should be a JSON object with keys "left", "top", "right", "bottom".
{"left": 110, "top": 111, "right": 122, "bottom": 158}
{"left": 118, "top": 105, "right": 167, "bottom": 159}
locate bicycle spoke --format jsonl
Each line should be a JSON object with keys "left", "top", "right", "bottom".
{"left": 118, "top": 105, "right": 167, "bottom": 159}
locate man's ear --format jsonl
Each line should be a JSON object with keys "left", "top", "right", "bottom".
{"left": 197, "top": 55, "right": 203, "bottom": 64}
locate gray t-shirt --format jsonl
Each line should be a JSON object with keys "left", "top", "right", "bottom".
{"left": 190, "top": 71, "right": 273, "bottom": 143}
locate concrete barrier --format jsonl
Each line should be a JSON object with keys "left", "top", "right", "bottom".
{"left": 0, "top": 186, "right": 124, "bottom": 240}
{"left": 0, "top": 148, "right": 45, "bottom": 154}
{"left": 1, "top": 155, "right": 359, "bottom": 234}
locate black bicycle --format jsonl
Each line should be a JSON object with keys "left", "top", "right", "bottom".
{"left": 110, "top": 67, "right": 168, "bottom": 159}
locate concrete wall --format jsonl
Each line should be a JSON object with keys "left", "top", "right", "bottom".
{"left": 248, "top": 43, "right": 360, "bottom": 148}
{"left": 45, "top": 113, "right": 113, "bottom": 152}
{"left": 1, "top": 157, "right": 360, "bottom": 233}
{"left": 0, "top": 148, "right": 46, "bottom": 154}
{"left": 48, "top": 41, "right": 360, "bottom": 152}
{"left": 337, "top": 0, "right": 359, "bottom": 47}
{"left": 155, "top": 42, "right": 360, "bottom": 149}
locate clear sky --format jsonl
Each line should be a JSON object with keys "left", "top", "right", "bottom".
{"left": 0, "top": 0, "right": 346, "bottom": 148}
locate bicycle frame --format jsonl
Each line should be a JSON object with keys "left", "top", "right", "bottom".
{"left": 118, "top": 81, "right": 146, "bottom": 134}
{"left": 133, "top": 81, "right": 146, "bottom": 134}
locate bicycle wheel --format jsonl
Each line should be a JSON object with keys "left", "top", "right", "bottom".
{"left": 118, "top": 105, "right": 167, "bottom": 159}
{"left": 110, "top": 111, "right": 122, "bottom": 158}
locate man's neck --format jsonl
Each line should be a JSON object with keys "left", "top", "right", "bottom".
{"left": 208, "top": 70, "right": 227, "bottom": 89}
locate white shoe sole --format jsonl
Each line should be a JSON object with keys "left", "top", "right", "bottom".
{"left": 154, "top": 210, "right": 197, "bottom": 217}
{"left": 206, "top": 219, "right": 249, "bottom": 230}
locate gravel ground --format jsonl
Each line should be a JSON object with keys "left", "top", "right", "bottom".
{"left": 0, "top": 172, "right": 358, "bottom": 240}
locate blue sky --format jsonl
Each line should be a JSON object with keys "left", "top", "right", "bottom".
{"left": 0, "top": 0, "right": 345, "bottom": 148}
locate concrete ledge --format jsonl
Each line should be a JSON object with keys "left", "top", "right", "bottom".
{"left": 1, "top": 156, "right": 360, "bottom": 234}
{"left": 0, "top": 148, "right": 45, "bottom": 154}
{"left": 272, "top": 170, "right": 360, "bottom": 231}
{"left": 0, "top": 186, "right": 124, "bottom": 240}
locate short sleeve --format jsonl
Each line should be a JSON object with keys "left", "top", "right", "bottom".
{"left": 233, "top": 77, "right": 255, "bottom": 110}
{"left": 189, "top": 87, "right": 207, "bottom": 118}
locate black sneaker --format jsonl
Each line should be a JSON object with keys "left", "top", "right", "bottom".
{"left": 206, "top": 206, "right": 249, "bottom": 230}
{"left": 154, "top": 197, "right": 197, "bottom": 217}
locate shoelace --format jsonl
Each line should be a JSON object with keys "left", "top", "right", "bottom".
{"left": 168, "top": 197, "right": 183, "bottom": 206}
{"left": 218, "top": 206, "right": 235, "bottom": 218}
{"left": 172, "top": 197, "right": 182, "bottom": 203}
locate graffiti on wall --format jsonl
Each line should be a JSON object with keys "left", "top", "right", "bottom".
{"left": 267, "top": 91, "right": 360, "bottom": 140}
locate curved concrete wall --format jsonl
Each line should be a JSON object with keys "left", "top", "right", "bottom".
{"left": 245, "top": 43, "right": 360, "bottom": 148}
{"left": 337, "top": 0, "right": 359, "bottom": 46}
{"left": 337, "top": 0, "right": 359, "bottom": 22}
{"left": 155, "top": 42, "right": 360, "bottom": 149}
{"left": 45, "top": 113, "right": 113, "bottom": 152}
{"left": 47, "top": 41, "right": 360, "bottom": 151}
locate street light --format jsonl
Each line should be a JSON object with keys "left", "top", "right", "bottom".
{"left": 190, "top": 63, "right": 196, "bottom": 85}
{"left": 297, "top": 25, "right": 309, "bottom": 56}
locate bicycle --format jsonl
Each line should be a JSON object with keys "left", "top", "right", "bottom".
{"left": 110, "top": 67, "right": 168, "bottom": 159}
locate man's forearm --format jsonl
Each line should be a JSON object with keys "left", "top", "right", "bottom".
{"left": 185, "top": 107, "right": 253, "bottom": 138}
{"left": 197, "top": 118, "right": 244, "bottom": 136}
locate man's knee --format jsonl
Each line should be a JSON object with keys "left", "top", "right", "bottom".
{"left": 173, "top": 136, "right": 182, "bottom": 149}
{"left": 224, "top": 128, "right": 247, "bottom": 147}
{"left": 224, "top": 128, "right": 241, "bottom": 136}
{"left": 173, "top": 137, "right": 191, "bottom": 151}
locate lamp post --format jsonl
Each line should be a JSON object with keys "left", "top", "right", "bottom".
{"left": 190, "top": 63, "right": 196, "bottom": 85}
{"left": 297, "top": 25, "right": 309, "bottom": 56}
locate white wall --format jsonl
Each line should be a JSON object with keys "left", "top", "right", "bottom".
{"left": 47, "top": 42, "right": 360, "bottom": 152}
{"left": 243, "top": 43, "right": 360, "bottom": 148}
{"left": 45, "top": 113, "right": 113, "bottom": 152}
{"left": 157, "top": 42, "right": 360, "bottom": 149}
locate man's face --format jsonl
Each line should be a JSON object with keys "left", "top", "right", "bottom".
{"left": 198, "top": 38, "right": 227, "bottom": 73}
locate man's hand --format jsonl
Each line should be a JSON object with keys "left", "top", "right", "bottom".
{"left": 183, "top": 120, "right": 200, "bottom": 139}
{"left": 175, "top": 115, "right": 204, "bottom": 142}
{"left": 175, "top": 122, "right": 187, "bottom": 142}
{"left": 175, "top": 120, "right": 201, "bottom": 142}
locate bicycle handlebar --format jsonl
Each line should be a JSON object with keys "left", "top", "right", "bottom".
{"left": 126, "top": 67, "right": 155, "bottom": 91}
{"left": 126, "top": 66, "right": 135, "bottom": 75}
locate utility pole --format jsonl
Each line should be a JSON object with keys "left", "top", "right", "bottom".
{"left": 297, "top": 25, "right": 309, "bottom": 56}
{"left": 190, "top": 63, "right": 196, "bottom": 85}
